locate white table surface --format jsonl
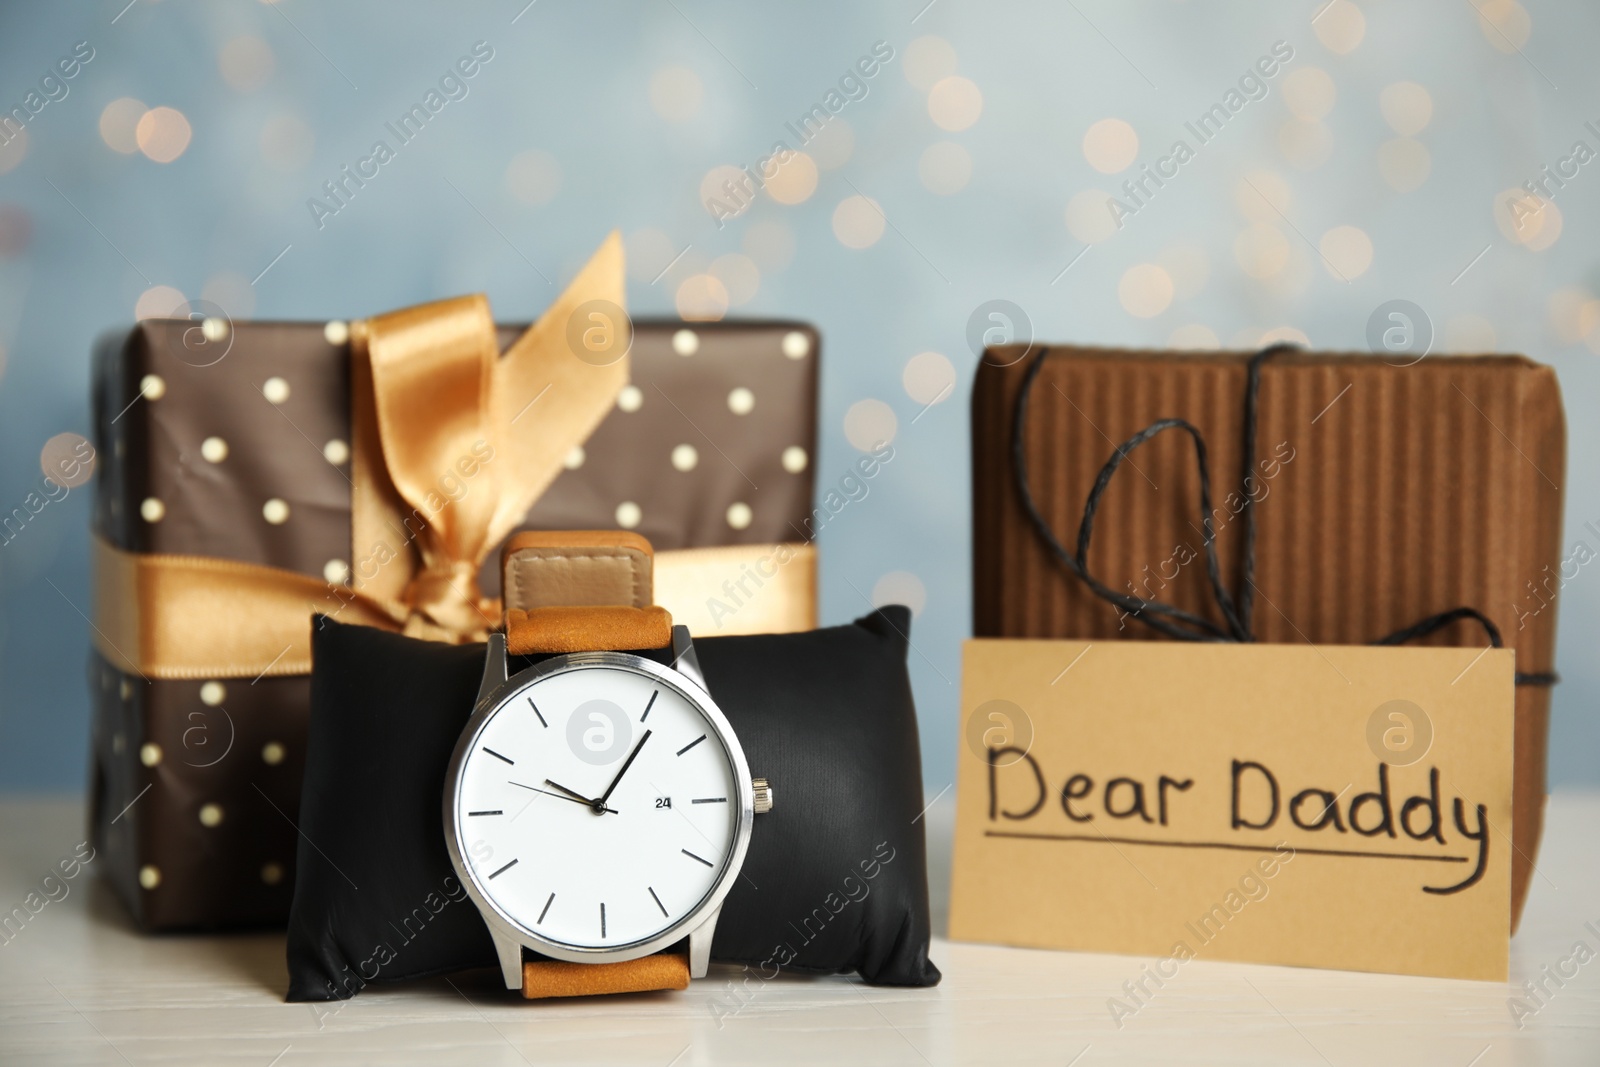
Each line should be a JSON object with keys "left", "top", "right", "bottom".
{"left": 1, "top": 792, "right": 1596, "bottom": 1066}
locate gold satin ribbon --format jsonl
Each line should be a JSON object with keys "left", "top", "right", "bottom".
{"left": 348, "top": 232, "right": 629, "bottom": 640}
{"left": 89, "top": 231, "right": 816, "bottom": 680}
{"left": 89, "top": 540, "right": 817, "bottom": 678}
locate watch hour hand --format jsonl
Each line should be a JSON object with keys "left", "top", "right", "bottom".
{"left": 510, "top": 780, "right": 617, "bottom": 814}
{"left": 541, "top": 779, "right": 598, "bottom": 805}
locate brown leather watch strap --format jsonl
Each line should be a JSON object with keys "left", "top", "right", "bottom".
{"left": 501, "top": 531, "right": 673, "bottom": 654}
{"left": 522, "top": 953, "right": 690, "bottom": 999}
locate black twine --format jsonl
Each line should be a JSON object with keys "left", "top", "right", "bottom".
{"left": 1010, "top": 344, "right": 1558, "bottom": 688}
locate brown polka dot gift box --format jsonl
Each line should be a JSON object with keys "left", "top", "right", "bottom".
{"left": 86, "top": 234, "right": 819, "bottom": 930}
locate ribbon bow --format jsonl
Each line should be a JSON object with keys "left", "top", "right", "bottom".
{"left": 92, "top": 233, "right": 628, "bottom": 677}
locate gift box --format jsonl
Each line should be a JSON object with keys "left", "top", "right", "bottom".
{"left": 971, "top": 345, "right": 1564, "bottom": 924}
{"left": 87, "top": 239, "right": 820, "bottom": 929}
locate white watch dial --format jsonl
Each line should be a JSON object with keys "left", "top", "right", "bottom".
{"left": 454, "top": 662, "right": 739, "bottom": 951}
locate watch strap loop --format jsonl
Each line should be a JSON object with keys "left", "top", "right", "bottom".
{"left": 505, "top": 605, "right": 672, "bottom": 654}
{"left": 501, "top": 531, "right": 672, "bottom": 654}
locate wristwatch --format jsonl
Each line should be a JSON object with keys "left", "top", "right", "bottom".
{"left": 444, "top": 531, "right": 772, "bottom": 999}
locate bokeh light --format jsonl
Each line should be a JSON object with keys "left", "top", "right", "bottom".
{"left": 765, "top": 151, "right": 818, "bottom": 205}
{"left": 219, "top": 36, "right": 274, "bottom": 91}
{"left": 1277, "top": 119, "right": 1333, "bottom": 169}
{"left": 1476, "top": 0, "right": 1532, "bottom": 52}
{"left": 99, "top": 97, "right": 147, "bottom": 154}
{"left": 1379, "top": 82, "right": 1433, "bottom": 136}
{"left": 1283, "top": 68, "right": 1337, "bottom": 121}
{"left": 649, "top": 66, "right": 703, "bottom": 122}
{"left": 505, "top": 149, "right": 562, "bottom": 205}
{"left": 1317, "top": 225, "right": 1374, "bottom": 279}
{"left": 136, "top": 106, "right": 192, "bottom": 163}
{"left": 674, "top": 274, "right": 729, "bottom": 321}
{"left": 134, "top": 285, "right": 186, "bottom": 321}
{"left": 902, "top": 351, "right": 956, "bottom": 406}
{"left": 1234, "top": 225, "right": 1291, "bottom": 279}
{"left": 1234, "top": 170, "right": 1291, "bottom": 223}
{"left": 1118, "top": 264, "right": 1175, "bottom": 318}
{"left": 832, "top": 195, "right": 886, "bottom": 249}
{"left": 1082, "top": 118, "right": 1139, "bottom": 174}
{"left": 843, "top": 398, "right": 897, "bottom": 450}
{"left": 1313, "top": 0, "right": 1366, "bottom": 53}
{"left": 928, "top": 76, "right": 983, "bottom": 131}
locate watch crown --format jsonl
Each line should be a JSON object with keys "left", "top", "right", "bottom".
{"left": 752, "top": 777, "right": 773, "bottom": 814}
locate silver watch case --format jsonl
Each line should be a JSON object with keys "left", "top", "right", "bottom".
{"left": 443, "top": 626, "right": 755, "bottom": 989}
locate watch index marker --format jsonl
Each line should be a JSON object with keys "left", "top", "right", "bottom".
{"left": 600, "top": 902, "right": 607, "bottom": 938}
{"left": 681, "top": 848, "right": 714, "bottom": 867}
{"left": 482, "top": 747, "right": 515, "bottom": 765}
{"left": 537, "top": 892, "right": 554, "bottom": 925}
{"left": 691, "top": 797, "right": 728, "bottom": 804}
{"left": 488, "top": 858, "right": 519, "bottom": 879}
{"left": 527, "top": 697, "right": 547, "bottom": 728}
{"left": 676, "top": 734, "right": 706, "bottom": 756}
{"left": 641, "top": 689, "right": 659, "bottom": 722}
{"left": 467, "top": 810, "right": 503, "bottom": 816}
{"left": 649, "top": 886, "right": 668, "bottom": 917}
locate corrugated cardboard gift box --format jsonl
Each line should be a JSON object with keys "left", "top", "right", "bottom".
{"left": 972, "top": 344, "right": 1564, "bottom": 924}
{"left": 88, "top": 237, "right": 820, "bottom": 929}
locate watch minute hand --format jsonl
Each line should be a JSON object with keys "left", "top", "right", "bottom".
{"left": 597, "top": 729, "right": 652, "bottom": 807}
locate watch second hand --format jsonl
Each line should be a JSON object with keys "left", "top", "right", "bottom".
{"left": 510, "top": 780, "right": 617, "bottom": 814}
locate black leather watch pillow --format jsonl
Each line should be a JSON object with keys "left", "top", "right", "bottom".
{"left": 285, "top": 609, "right": 940, "bottom": 1001}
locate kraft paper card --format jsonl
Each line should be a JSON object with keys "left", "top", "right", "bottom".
{"left": 950, "top": 640, "right": 1515, "bottom": 981}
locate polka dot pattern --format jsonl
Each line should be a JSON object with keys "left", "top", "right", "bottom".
{"left": 781, "top": 332, "right": 810, "bottom": 359}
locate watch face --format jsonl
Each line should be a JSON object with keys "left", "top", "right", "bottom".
{"left": 450, "top": 656, "right": 746, "bottom": 954}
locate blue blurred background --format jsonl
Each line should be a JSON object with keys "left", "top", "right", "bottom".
{"left": 1, "top": 1, "right": 1596, "bottom": 793}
